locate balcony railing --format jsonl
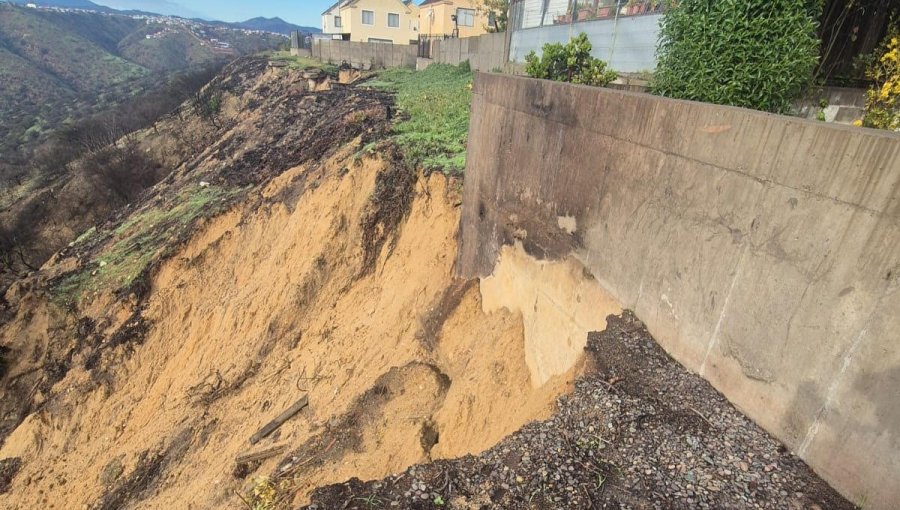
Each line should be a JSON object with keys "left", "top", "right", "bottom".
{"left": 511, "top": 0, "right": 665, "bottom": 30}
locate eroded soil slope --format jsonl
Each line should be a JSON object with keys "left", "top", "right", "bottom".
{"left": 0, "top": 57, "right": 585, "bottom": 509}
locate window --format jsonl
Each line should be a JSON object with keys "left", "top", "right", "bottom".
{"left": 334, "top": 15, "right": 342, "bottom": 28}
{"left": 456, "top": 8, "right": 475, "bottom": 27}
{"left": 362, "top": 10, "right": 374, "bottom": 25}
{"left": 387, "top": 13, "right": 399, "bottom": 28}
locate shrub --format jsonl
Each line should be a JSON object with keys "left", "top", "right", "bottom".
{"left": 524, "top": 33, "right": 618, "bottom": 87}
{"left": 652, "top": 0, "right": 821, "bottom": 113}
{"left": 862, "top": 21, "right": 900, "bottom": 131}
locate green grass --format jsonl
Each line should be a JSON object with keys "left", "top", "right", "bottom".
{"left": 366, "top": 63, "right": 473, "bottom": 175}
{"left": 54, "top": 185, "right": 240, "bottom": 305}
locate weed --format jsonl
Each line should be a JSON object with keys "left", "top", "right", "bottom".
{"left": 862, "top": 21, "right": 900, "bottom": 131}
{"left": 247, "top": 477, "right": 280, "bottom": 510}
{"left": 354, "top": 494, "right": 383, "bottom": 508}
{"left": 434, "top": 494, "right": 446, "bottom": 505}
{"left": 366, "top": 64, "right": 473, "bottom": 175}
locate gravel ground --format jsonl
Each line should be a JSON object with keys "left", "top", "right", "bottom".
{"left": 303, "top": 311, "right": 853, "bottom": 510}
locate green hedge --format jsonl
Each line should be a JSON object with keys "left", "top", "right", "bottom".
{"left": 652, "top": 0, "right": 821, "bottom": 113}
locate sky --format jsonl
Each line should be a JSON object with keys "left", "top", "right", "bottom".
{"left": 91, "top": 0, "right": 337, "bottom": 27}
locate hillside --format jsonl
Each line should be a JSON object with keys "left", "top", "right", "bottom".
{"left": 0, "top": 4, "right": 285, "bottom": 187}
{"left": 0, "top": 6, "right": 146, "bottom": 93}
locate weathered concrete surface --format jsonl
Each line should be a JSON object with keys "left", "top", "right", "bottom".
{"left": 457, "top": 72, "right": 900, "bottom": 508}
{"left": 425, "top": 33, "right": 508, "bottom": 72}
{"left": 311, "top": 40, "right": 417, "bottom": 69}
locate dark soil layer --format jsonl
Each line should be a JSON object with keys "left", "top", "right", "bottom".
{"left": 305, "top": 311, "right": 852, "bottom": 510}
{"left": 0, "top": 457, "right": 21, "bottom": 494}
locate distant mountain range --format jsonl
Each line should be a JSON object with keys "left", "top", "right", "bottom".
{"left": 5, "top": 0, "right": 321, "bottom": 35}
{"left": 209, "top": 17, "right": 320, "bottom": 36}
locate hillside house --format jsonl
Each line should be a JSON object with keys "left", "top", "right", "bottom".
{"left": 419, "top": 0, "right": 489, "bottom": 39}
{"left": 321, "top": 0, "right": 420, "bottom": 44}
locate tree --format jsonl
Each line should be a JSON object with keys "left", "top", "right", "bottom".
{"left": 652, "top": 0, "right": 821, "bottom": 113}
{"left": 478, "top": 0, "right": 509, "bottom": 33}
{"left": 525, "top": 33, "right": 618, "bottom": 87}
{"left": 192, "top": 85, "right": 224, "bottom": 129}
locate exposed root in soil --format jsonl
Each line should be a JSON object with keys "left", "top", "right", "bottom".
{"left": 358, "top": 152, "right": 416, "bottom": 275}
{"left": 415, "top": 278, "right": 476, "bottom": 352}
{"left": 84, "top": 309, "right": 150, "bottom": 373}
{"left": 96, "top": 427, "right": 195, "bottom": 510}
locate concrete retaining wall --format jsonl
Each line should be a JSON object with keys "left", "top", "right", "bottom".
{"left": 457, "top": 73, "right": 900, "bottom": 508}
{"left": 424, "top": 32, "right": 508, "bottom": 72}
{"left": 311, "top": 39, "right": 417, "bottom": 69}
{"left": 510, "top": 14, "right": 662, "bottom": 72}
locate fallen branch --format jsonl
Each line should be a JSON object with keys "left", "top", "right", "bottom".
{"left": 250, "top": 395, "right": 309, "bottom": 444}
{"left": 234, "top": 489, "right": 253, "bottom": 509}
{"left": 235, "top": 442, "right": 289, "bottom": 465}
{"left": 688, "top": 405, "right": 715, "bottom": 428}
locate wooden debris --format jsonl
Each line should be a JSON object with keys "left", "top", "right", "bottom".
{"left": 249, "top": 395, "right": 309, "bottom": 444}
{"left": 235, "top": 442, "right": 289, "bottom": 465}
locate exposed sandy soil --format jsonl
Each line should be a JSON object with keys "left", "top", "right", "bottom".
{"left": 0, "top": 143, "right": 585, "bottom": 509}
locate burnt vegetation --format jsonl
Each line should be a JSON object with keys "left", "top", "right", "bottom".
{"left": 0, "top": 65, "right": 223, "bottom": 291}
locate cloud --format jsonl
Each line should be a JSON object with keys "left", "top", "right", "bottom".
{"left": 91, "top": 0, "right": 209, "bottom": 19}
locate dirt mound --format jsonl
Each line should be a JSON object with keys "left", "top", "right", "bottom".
{"left": 305, "top": 312, "right": 853, "bottom": 510}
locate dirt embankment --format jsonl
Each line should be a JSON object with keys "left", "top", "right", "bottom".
{"left": 0, "top": 57, "right": 586, "bottom": 509}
